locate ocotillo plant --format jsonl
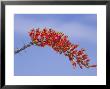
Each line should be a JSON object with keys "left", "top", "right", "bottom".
{"left": 15, "top": 28, "right": 97, "bottom": 69}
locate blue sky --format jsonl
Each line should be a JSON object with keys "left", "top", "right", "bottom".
{"left": 14, "top": 14, "right": 97, "bottom": 76}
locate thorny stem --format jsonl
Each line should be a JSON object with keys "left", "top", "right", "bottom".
{"left": 14, "top": 42, "right": 34, "bottom": 54}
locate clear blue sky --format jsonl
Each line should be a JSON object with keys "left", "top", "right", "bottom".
{"left": 14, "top": 14, "right": 97, "bottom": 76}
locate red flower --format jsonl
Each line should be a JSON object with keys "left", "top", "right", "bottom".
{"left": 28, "top": 28, "right": 96, "bottom": 69}
{"left": 82, "top": 54, "right": 88, "bottom": 60}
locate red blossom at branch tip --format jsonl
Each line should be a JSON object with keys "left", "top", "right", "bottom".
{"left": 28, "top": 28, "right": 97, "bottom": 69}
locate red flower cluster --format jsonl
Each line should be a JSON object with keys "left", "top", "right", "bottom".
{"left": 29, "top": 28, "right": 96, "bottom": 69}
